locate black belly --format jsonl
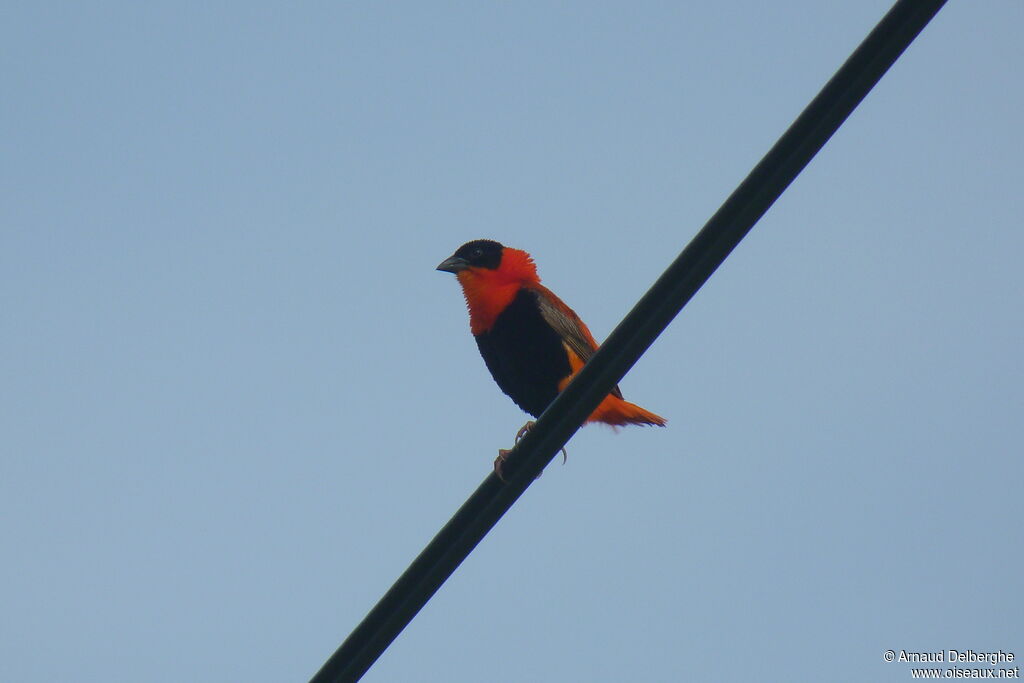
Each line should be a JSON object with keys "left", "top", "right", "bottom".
{"left": 474, "top": 289, "right": 572, "bottom": 418}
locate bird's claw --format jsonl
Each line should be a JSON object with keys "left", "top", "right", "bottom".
{"left": 494, "top": 449, "right": 512, "bottom": 482}
{"left": 515, "top": 421, "right": 568, "bottom": 464}
{"left": 494, "top": 448, "right": 544, "bottom": 483}
{"left": 494, "top": 421, "right": 568, "bottom": 481}
{"left": 514, "top": 421, "right": 535, "bottom": 442}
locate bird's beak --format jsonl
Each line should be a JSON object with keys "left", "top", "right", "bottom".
{"left": 436, "top": 255, "right": 469, "bottom": 273}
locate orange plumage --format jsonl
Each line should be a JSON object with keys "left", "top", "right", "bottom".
{"left": 437, "top": 240, "right": 665, "bottom": 429}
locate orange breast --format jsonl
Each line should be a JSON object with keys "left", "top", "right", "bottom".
{"left": 456, "top": 248, "right": 540, "bottom": 335}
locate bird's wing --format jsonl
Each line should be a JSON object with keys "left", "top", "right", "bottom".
{"left": 530, "top": 283, "right": 623, "bottom": 398}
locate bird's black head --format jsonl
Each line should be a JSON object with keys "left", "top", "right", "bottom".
{"left": 436, "top": 239, "right": 505, "bottom": 273}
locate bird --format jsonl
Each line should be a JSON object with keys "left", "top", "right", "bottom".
{"left": 436, "top": 239, "right": 665, "bottom": 479}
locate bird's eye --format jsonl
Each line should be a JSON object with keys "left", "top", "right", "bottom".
{"left": 471, "top": 248, "right": 483, "bottom": 258}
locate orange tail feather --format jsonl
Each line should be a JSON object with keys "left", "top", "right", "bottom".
{"left": 587, "top": 394, "right": 666, "bottom": 427}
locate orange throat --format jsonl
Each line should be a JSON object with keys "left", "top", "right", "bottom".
{"left": 455, "top": 248, "right": 538, "bottom": 335}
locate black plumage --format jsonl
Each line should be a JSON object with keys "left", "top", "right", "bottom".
{"left": 473, "top": 288, "right": 572, "bottom": 418}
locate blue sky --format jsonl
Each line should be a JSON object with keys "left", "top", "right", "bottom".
{"left": 2, "top": 2, "right": 1021, "bottom": 681}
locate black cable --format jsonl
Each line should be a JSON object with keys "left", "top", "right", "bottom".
{"left": 309, "top": 1, "right": 947, "bottom": 680}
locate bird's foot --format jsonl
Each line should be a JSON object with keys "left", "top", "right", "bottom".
{"left": 494, "top": 447, "right": 545, "bottom": 483}
{"left": 514, "top": 421, "right": 535, "bottom": 442}
{"left": 494, "top": 421, "right": 571, "bottom": 482}
{"left": 494, "top": 449, "right": 512, "bottom": 482}
{"left": 514, "top": 420, "right": 568, "bottom": 464}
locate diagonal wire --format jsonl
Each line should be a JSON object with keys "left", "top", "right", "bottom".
{"left": 310, "top": 1, "right": 947, "bottom": 680}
